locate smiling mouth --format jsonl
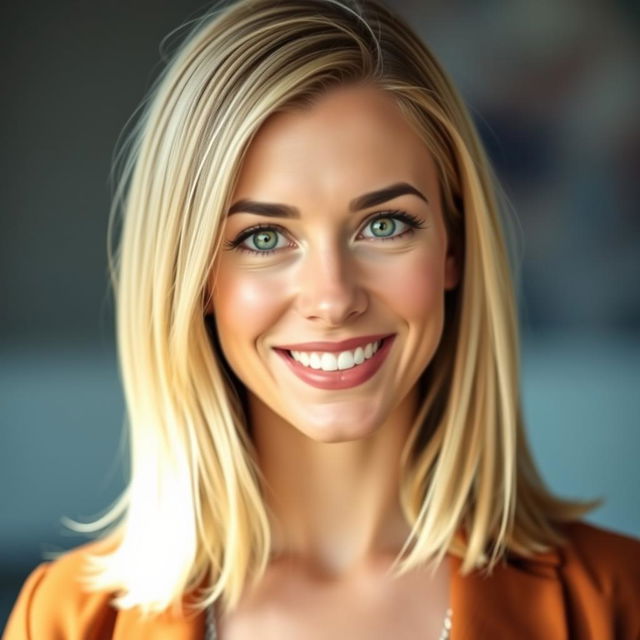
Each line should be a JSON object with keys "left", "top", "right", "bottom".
{"left": 278, "top": 337, "right": 386, "bottom": 372}
{"left": 273, "top": 335, "right": 396, "bottom": 390}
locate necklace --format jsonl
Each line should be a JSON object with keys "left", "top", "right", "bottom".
{"left": 204, "top": 604, "right": 453, "bottom": 639}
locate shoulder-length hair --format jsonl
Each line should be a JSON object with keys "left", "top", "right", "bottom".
{"left": 67, "top": 0, "right": 600, "bottom": 619}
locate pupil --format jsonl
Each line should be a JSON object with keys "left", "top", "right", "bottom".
{"left": 373, "top": 218, "right": 395, "bottom": 237}
{"left": 254, "top": 230, "right": 276, "bottom": 250}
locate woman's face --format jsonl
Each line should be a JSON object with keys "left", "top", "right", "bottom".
{"left": 208, "top": 83, "right": 459, "bottom": 443}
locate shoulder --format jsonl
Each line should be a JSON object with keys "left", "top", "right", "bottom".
{"left": 556, "top": 520, "right": 640, "bottom": 634}
{"left": 3, "top": 538, "right": 118, "bottom": 640}
{"left": 559, "top": 519, "right": 640, "bottom": 586}
{"left": 458, "top": 520, "right": 640, "bottom": 638}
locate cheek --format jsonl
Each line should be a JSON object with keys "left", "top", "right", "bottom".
{"left": 212, "top": 268, "right": 286, "bottom": 345}
{"left": 375, "top": 251, "right": 444, "bottom": 320}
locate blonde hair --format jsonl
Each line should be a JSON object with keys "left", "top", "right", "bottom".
{"left": 65, "top": 0, "right": 601, "bottom": 619}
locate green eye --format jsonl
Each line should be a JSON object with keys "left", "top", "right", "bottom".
{"left": 252, "top": 230, "right": 278, "bottom": 251}
{"left": 361, "top": 210, "right": 424, "bottom": 241}
{"left": 225, "top": 226, "right": 290, "bottom": 256}
{"left": 369, "top": 217, "right": 397, "bottom": 238}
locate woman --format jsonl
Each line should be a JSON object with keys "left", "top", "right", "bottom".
{"left": 4, "top": 0, "right": 639, "bottom": 638}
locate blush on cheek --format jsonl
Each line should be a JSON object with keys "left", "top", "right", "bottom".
{"left": 213, "top": 272, "right": 287, "bottom": 341}
{"left": 376, "top": 253, "right": 443, "bottom": 319}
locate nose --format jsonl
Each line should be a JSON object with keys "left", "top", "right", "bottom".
{"left": 295, "top": 242, "right": 367, "bottom": 327}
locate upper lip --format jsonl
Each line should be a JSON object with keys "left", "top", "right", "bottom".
{"left": 274, "top": 333, "right": 394, "bottom": 353}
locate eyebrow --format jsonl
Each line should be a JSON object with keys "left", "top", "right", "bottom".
{"left": 226, "top": 181, "right": 429, "bottom": 218}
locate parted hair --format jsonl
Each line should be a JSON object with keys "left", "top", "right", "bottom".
{"left": 64, "top": 0, "right": 601, "bottom": 618}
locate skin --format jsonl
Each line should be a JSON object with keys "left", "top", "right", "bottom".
{"left": 208, "top": 83, "right": 459, "bottom": 638}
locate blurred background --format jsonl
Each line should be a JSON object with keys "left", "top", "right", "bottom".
{"left": 1, "top": 0, "right": 639, "bottom": 630}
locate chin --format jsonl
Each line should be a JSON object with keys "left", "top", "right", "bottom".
{"left": 293, "top": 412, "right": 384, "bottom": 444}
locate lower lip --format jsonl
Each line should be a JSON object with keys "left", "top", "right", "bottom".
{"left": 274, "top": 336, "right": 395, "bottom": 390}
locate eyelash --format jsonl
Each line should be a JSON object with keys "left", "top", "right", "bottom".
{"left": 223, "top": 210, "right": 427, "bottom": 257}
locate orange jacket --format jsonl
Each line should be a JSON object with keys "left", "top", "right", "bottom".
{"left": 3, "top": 520, "right": 640, "bottom": 639}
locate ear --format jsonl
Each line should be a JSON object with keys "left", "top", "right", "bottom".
{"left": 444, "top": 235, "right": 461, "bottom": 291}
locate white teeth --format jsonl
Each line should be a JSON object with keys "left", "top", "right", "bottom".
{"left": 290, "top": 339, "right": 383, "bottom": 372}
{"left": 337, "top": 351, "right": 354, "bottom": 370}
{"left": 320, "top": 353, "right": 338, "bottom": 371}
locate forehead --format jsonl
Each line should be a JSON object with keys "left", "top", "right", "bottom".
{"left": 233, "top": 84, "right": 438, "bottom": 202}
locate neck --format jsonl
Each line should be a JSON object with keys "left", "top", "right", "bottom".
{"left": 249, "top": 388, "right": 419, "bottom": 578}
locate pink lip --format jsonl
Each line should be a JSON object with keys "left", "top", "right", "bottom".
{"left": 275, "top": 333, "right": 393, "bottom": 353}
{"left": 274, "top": 335, "right": 395, "bottom": 390}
